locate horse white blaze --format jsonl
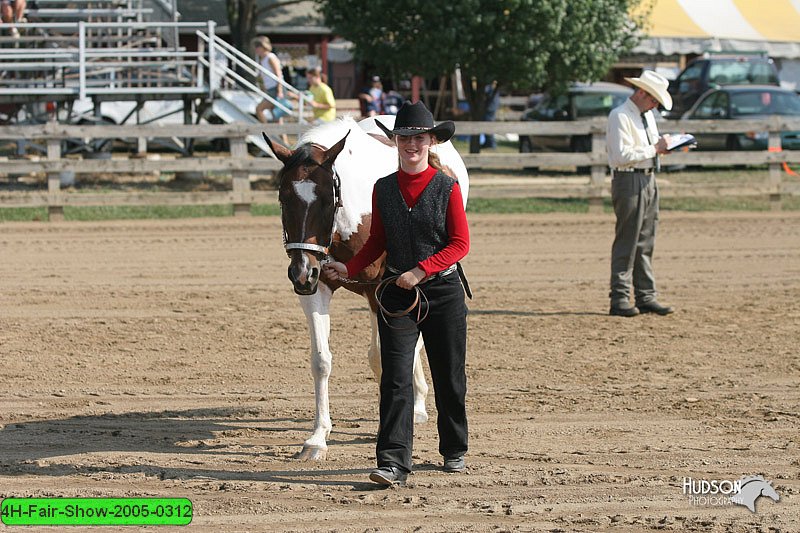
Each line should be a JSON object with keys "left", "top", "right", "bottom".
{"left": 292, "top": 180, "right": 317, "bottom": 239}
{"left": 290, "top": 180, "right": 319, "bottom": 285}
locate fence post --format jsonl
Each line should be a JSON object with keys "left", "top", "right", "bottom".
{"left": 46, "top": 138, "right": 64, "bottom": 222}
{"left": 229, "top": 137, "right": 252, "bottom": 216}
{"left": 768, "top": 127, "right": 782, "bottom": 211}
{"left": 589, "top": 128, "right": 606, "bottom": 214}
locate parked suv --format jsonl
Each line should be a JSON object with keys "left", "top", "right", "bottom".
{"left": 666, "top": 54, "right": 780, "bottom": 118}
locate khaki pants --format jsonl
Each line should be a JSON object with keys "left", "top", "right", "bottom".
{"left": 610, "top": 170, "right": 659, "bottom": 307}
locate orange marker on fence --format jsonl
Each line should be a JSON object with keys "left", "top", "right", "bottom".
{"left": 768, "top": 145, "right": 799, "bottom": 177}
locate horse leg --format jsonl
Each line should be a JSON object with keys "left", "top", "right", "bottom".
{"left": 368, "top": 311, "right": 429, "bottom": 424}
{"left": 411, "top": 334, "right": 429, "bottom": 424}
{"left": 297, "top": 284, "right": 333, "bottom": 460}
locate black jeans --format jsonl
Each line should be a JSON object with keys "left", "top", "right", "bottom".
{"left": 376, "top": 271, "right": 468, "bottom": 473}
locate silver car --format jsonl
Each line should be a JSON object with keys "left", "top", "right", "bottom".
{"left": 518, "top": 82, "right": 633, "bottom": 153}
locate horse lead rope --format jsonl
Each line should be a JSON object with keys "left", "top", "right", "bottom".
{"left": 375, "top": 276, "right": 430, "bottom": 328}
{"left": 333, "top": 270, "right": 430, "bottom": 328}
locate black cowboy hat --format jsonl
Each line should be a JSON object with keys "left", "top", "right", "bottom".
{"left": 376, "top": 100, "right": 455, "bottom": 142}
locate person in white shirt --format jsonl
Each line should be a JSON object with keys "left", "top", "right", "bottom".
{"left": 606, "top": 70, "right": 674, "bottom": 317}
{"left": 252, "top": 36, "right": 284, "bottom": 123}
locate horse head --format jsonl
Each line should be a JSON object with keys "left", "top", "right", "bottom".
{"left": 264, "top": 132, "right": 350, "bottom": 295}
{"left": 762, "top": 481, "right": 780, "bottom": 502}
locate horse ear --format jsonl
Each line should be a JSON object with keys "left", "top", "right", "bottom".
{"left": 262, "top": 132, "right": 293, "bottom": 163}
{"left": 322, "top": 131, "right": 350, "bottom": 169}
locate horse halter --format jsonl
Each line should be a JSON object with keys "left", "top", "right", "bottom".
{"left": 281, "top": 143, "right": 342, "bottom": 258}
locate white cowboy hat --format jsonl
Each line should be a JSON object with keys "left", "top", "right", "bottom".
{"left": 624, "top": 70, "right": 672, "bottom": 111}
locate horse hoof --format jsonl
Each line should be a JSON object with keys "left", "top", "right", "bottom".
{"left": 296, "top": 446, "right": 327, "bottom": 461}
{"left": 414, "top": 410, "right": 429, "bottom": 424}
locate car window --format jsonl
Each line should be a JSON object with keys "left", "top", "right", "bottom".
{"left": 731, "top": 91, "right": 800, "bottom": 116}
{"left": 730, "top": 92, "right": 769, "bottom": 115}
{"left": 708, "top": 61, "right": 777, "bottom": 85}
{"left": 693, "top": 91, "right": 729, "bottom": 118}
{"left": 678, "top": 63, "right": 703, "bottom": 84}
{"left": 677, "top": 63, "right": 704, "bottom": 94}
{"left": 777, "top": 92, "right": 800, "bottom": 114}
{"left": 573, "top": 92, "right": 629, "bottom": 118}
{"left": 749, "top": 62, "right": 779, "bottom": 84}
{"left": 532, "top": 94, "right": 569, "bottom": 119}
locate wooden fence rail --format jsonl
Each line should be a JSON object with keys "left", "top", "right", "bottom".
{"left": 2, "top": 118, "right": 800, "bottom": 219}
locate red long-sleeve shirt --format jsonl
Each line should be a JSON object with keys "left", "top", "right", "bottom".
{"left": 346, "top": 166, "right": 469, "bottom": 278}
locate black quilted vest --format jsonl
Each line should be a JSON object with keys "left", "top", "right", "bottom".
{"left": 375, "top": 170, "right": 454, "bottom": 272}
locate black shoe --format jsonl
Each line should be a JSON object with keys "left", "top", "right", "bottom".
{"left": 443, "top": 456, "right": 466, "bottom": 473}
{"left": 369, "top": 466, "right": 408, "bottom": 486}
{"left": 637, "top": 301, "right": 674, "bottom": 315}
{"left": 609, "top": 304, "right": 639, "bottom": 317}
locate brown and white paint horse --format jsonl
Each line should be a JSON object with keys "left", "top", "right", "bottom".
{"left": 264, "top": 116, "right": 469, "bottom": 460}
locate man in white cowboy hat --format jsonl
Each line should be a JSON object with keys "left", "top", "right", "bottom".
{"left": 606, "top": 69, "right": 675, "bottom": 317}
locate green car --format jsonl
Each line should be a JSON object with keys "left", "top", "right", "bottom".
{"left": 681, "top": 85, "right": 800, "bottom": 150}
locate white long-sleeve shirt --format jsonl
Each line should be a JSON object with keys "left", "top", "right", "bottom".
{"left": 606, "top": 98, "right": 659, "bottom": 170}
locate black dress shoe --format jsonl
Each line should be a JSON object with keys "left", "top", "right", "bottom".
{"left": 609, "top": 304, "right": 639, "bottom": 317}
{"left": 369, "top": 466, "right": 408, "bottom": 486}
{"left": 637, "top": 301, "right": 674, "bottom": 315}
{"left": 443, "top": 456, "right": 466, "bottom": 473}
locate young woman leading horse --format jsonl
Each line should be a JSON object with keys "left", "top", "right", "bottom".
{"left": 262, "top": 111, "right": 469, "bottom": 463}
{"left": 324, "top": 101, "right": 472, "bottom": 487}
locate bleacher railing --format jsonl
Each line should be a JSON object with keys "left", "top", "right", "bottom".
{"left": 0, "top": 21, "right": 214, "bottom": 99}
{"left": 196, "top": 29, "right": 308, "bottom": 122}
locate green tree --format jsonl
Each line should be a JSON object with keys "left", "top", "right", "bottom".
{"left": 226, "top": 0, "right": 306, "bottom": 55}
{"left": 317, "top": 0, "right": 648, "bottom": 151}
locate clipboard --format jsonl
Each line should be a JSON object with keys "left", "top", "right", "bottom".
{"left": 667, "top": 133, "right": 697, "bottom": 151}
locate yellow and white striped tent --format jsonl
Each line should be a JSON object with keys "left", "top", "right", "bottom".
{"left": 634, "top": 0, "right": 800, "bottom": 58}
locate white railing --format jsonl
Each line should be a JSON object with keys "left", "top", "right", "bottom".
{"left": 196, "top": 30, "right": 308, "bottom": 122}
{"left": 1, "top": 20, "right": 309, "bottom": 123}
{"left": 0, "top": 21, "right": 212, "bottom": 98}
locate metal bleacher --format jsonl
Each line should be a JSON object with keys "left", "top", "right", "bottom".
{"left": 0, "top": 0, "right": 178, "bottom": 101}
{"left": 0, "top": 0, "right": 307, "bottom": 154}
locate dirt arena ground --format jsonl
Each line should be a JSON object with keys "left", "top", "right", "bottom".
{"left": 0, "top": 212, "right": 798, "bottom": 532}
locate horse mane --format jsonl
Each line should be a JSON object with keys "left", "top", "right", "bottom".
{"left": 279, "top": 144, "right": 316, "bottom": 180}
{"left": 297, "top": 117, "right": 360, "bottom": 150}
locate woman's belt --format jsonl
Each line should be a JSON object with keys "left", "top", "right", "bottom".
{"left": 386, "top": 264, "right": 457, "bottom": 283}
{"left": 386, "top": 263, "right": 472, "bottom": 298}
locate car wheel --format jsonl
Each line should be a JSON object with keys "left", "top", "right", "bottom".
{"left": 726, "top": 135, "right": 742, "bottom": 151}
{"left": 518, "top": 136, "right": 539, "bottom": 173}
{"left": 726, "top": 135, "right": 747, "bottom": 169}
{"left": 572, "top": 136, "right": 591, "bottom": 174}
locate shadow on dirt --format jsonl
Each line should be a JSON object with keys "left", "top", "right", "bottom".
{"left": 0, "top": 407, "right": 379, "bottom": 489}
